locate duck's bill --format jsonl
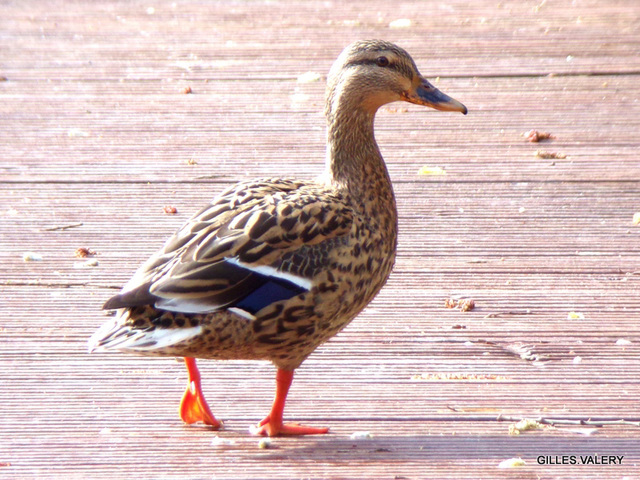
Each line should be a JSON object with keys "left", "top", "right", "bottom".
{"left": 406, "top": 79, "right": 467, "bottom": 115}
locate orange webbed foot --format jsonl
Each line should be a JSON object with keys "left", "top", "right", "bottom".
{"left": 179, "top": 358, "right": 222, "bottom": 429}
{"left": 250, "top": 368, "right": 329, "bottom": 437}
{"left": 180, "top": 380, "right": 222, "bottom": 428}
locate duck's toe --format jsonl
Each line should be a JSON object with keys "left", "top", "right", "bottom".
{"left": 250, "top": 415, "right": 329, "bottom": 436}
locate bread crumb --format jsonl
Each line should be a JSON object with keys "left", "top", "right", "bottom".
{"left": 75, "top": 247, "right": 97, "bottom": 258}
{"left": 74, "top": 258, "right": 99, "bottom": 268}
{"left": 258, "top": 438, "right": 272, "bottom": 449}
{"left": 163, "top": 205, "right": 178, "bottom": 214}
{"left": 535, "top": 150, "right": 566, "bottom": 159}
{"left": 67, "top": 128, "right": 90, "bottom": 137}
{"left": 297, "top": 71, "right": 322, "bottom": 83}
{"left": 418, "top": 166, "right": 446, "bottom": 175}
{"left": 389, "top": 19, "right": 412, "bottom": 29}
{"left": 509, "top": 418, "right": 543, "bottom": 435}
{"left": 23, "top": 252, "right": 43, "bottom": 262}
{"left": 498, "top": 457, "right": 526, "bottom": 468}
{"left": 445, "top": 298, "right": 475, "bottom": 312}
{"left": 523, "top": 129, "right": 554, "bottom": 142}
{"left": 444, "top": 298, "right": 457, "bottom": 309}
{"left": 459, "top": 299, "right": 475, "bottom": 312}
{"left": 212, "top": 436, "right": 236, "bottom": 447}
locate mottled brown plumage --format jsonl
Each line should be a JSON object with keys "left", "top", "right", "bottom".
{"left": 89, "top": 39, "right": 466, "bottom": 436}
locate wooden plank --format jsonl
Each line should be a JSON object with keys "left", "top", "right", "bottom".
{"left": 2, "top": 74, "right": 639, "bottom": 183}
{"left": 2, "top": 182, "right": 639, "bottom": 256}
{"left": 1, "top": 0, "right": 639, "bottom": 78}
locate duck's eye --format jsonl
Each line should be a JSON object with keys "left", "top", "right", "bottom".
{"left": 376, "top": 56, "right": 390, "bottom": 67}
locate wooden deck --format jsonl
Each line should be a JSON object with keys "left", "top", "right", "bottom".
{"left": 2, "top": 1, "right": 640, "bottom": 478}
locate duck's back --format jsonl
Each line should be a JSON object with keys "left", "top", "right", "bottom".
{"left": 90, "top": 176, "right": 397, "bottom": 370}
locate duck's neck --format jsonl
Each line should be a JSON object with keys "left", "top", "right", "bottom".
{"left": 324, "top": 107, "right": 397, "bottom": 227}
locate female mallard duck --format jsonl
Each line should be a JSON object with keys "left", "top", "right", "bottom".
{"left": 89, "top": 39, "right": 466, "bottom": 436}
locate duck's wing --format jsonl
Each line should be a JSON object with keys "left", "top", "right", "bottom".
{"left": 103, "top": 179, "right": 353, "bottom": 316}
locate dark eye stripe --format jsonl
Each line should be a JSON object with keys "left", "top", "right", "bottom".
{"left": 346, "top": 58, "right": 412, "bottom": 77}
{"left": 348, "top": 59, "right": 415, "bottom": 81}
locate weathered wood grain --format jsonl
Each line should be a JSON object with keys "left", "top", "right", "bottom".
{"left": 1, "top": 0, "right": 639, "bottom": 479}
{"left": 2, "top": 74, "right": 640, "bottom": 183}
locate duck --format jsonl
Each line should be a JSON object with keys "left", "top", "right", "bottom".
{"left": 88, "top": 39, "right": 467, "bottom": 436}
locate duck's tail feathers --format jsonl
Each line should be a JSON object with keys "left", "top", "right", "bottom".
{"left": 88, "top": 312, "right": 203, "bottom": 354}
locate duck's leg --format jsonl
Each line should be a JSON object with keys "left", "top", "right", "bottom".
{"left": 251, "top": 369, "right": 329, "bottom": 436}
{"left": 179, "top": 357, "right": 222, "bottom": 428}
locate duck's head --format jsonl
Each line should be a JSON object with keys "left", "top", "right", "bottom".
{"left": 326, "top": 40, "right": 467, "bottom": 118}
